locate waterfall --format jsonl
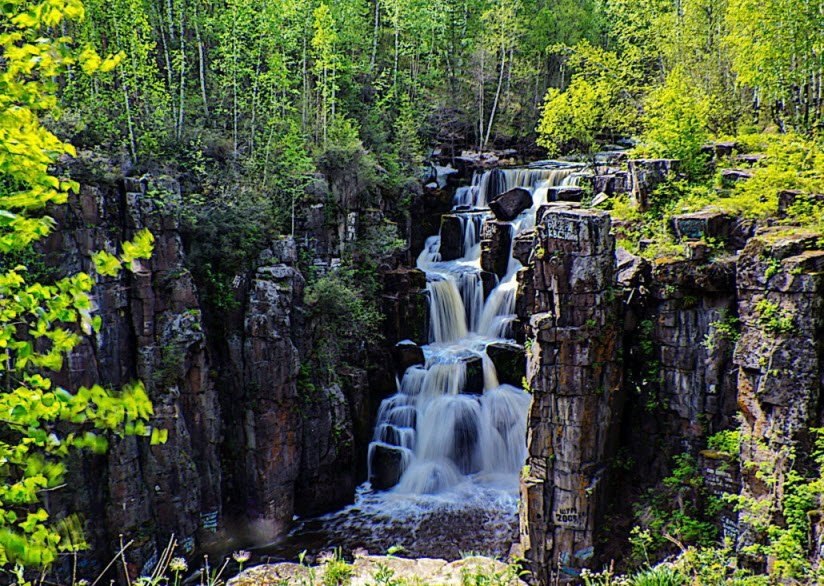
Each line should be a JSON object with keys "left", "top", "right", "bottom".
{"left": 368, "top": 164, "right": 579, "bottom": 496}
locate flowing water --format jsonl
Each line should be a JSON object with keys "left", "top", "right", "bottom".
{"left": 260, "top": 163, "right": 581, "bottom": 561}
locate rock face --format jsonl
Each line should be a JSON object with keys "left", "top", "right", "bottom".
{"left": 481, "top": 220, "right": 514, "bottom": 280}
{"left": 440, "top": 214, "right": 466, "bottom": 260}
{"left": 47, "top": 173, "right": 221, "bottom": 574}
{"left": 47, "top": 162, "right": 384, "bottom": 576}
{"left": 638, "top": 257, "right": 738, "bottom": 461}
{"left": 628, "top": 159, "right": 679, "bottom": 209}
{"left": 520, "top": 209, "right": 624, "bottom": 582}
{"left": 382, "top": 268, "right": 429, "bottom": 346}
{"left": 222, "top": 257, "right": 305, "bottom": 537}
{"left": 734, "top": 229, "right": 824, "bottom": 563}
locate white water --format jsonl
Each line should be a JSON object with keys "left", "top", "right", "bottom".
{"left": 368, "top": 164, "right": 579, "bottom": 497}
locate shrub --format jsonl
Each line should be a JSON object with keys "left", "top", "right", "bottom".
{"left": 638, "top": 68, "right": 710, "bottom": 180}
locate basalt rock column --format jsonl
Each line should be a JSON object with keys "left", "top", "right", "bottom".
{"left": 520, "top": 208, "right": 623, "bottom": 583}
{"left": 734, "top": 229, "right": 824, "bottom": 568}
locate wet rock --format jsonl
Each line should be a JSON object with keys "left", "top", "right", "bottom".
{"left": 464, "top": 356, "right": 485, "bottom": 395}
{"left": 409, "top": 185, "right": 455, "bottom": 258}
{"left": 512, "top": 230, "right": 536, "bottom": 266}
{"left": 382, "top": 268, "right": 429, "bottom": 345}
{"left": 548, "top": 186, "right": 584, "bottom": 202}
{"left": 369, "top": 444, "right": 407, "bottom": 490}
{"left": 670, "top": 209, "right": 734, "bottom": 241}
{"left": 489, "top": 187, "right": 532, "bottom": 221}
{"left": 440, "top": 214, "right": 465, "bottom": 260}
{"left": 486, "top": 343, "right": 526, "bottom": 387}
{"left": 481, "top": 220, "right": 513, "bottom": 280}
{"left": 394, "top": 341, "right": 425, "bottom": 375}
{"left": 481, "top": 271, "right": 500, "bottom": 298}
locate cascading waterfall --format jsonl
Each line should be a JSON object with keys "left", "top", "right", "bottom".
{"left": 261, "top": 162, "right": 586, "bottom": 562}
{"left": 369, "top": 164, "right": 579, "bottom": 496}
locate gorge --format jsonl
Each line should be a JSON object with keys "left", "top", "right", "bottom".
{"left": 35, "top": 147, "right": 824, "bottom": 584}
{"left": 4, "top": 0, "right": 824, "bottom": 581}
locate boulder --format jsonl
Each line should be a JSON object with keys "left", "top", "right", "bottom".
{"left": 394, "top": 340, "right": 425, "bottom": 375}
{"left": 548, "top": 186, "right": 584, "bottom": 202}
{"left": 486, "top": 343, "right": 526, "bottom": 387}
{"left": 591, "top": 171, "right": 630, "bottom": 195}
{"left": 369, "top": 444, "right": 408, "bottom": 490}
{"left": 464, "top": 356, "right": 485, "bottom": 394}
{"left": 489, "top": 187, "right": 532, "bottom": 221}
{"left": 439, "top": 214, "right": 465, "bottom": 260}
{"left": 480, "top": 220, "right": 513, "bottom": 280}
{"left": 670, "top": 209, "right": 734, "bottom": 241}
{"left": 720, "top": 168, "right": 753, "bottom": 187}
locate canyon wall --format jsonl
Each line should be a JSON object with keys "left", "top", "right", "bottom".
{"left": 46, "top": 157, "right": 392, "bottom": 577}
{"left": 515, "top": 195, "right": 824, "bottom": 581}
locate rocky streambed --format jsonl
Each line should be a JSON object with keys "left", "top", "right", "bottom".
{"left": 228, "top": 554, "right": 526, "bottom": 586}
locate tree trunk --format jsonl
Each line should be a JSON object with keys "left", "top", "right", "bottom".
{"left": 194, "top": 5, "right": 209, "bottom": 119}
{"left": 483, "top": 46, "right": 507, "bottom": 150}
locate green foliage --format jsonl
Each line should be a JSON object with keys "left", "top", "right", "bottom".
{"left": 458, "top": 559, "right": 525, "bottom": 586}
{"left": 703, "top": 311, "right": 741, "bottom": 353}
{"left": 322, "top": 550, "right": 353, "bottom": 586}
{"left": 637, "top": 68, "right": 710, "bottom": 179}
{"left": 629, "top": 565, "right": 686, "bottom": 586}
{"left": 754, "top": 299, "right": 793, "bottom": 335}
{"left": 537, "top": 78, "right": 610, "bottom": 156}
{"left": 0, "top": 0, "right": 161, "bottom": 568}
{"left": 707, "top": 430, "right": 742, "bottom": 459}
{"left": 631, "top": 453, "right": 721, "bottom": 566}
{"left": 725, "top": 0, "right": 822, "bottom": 129}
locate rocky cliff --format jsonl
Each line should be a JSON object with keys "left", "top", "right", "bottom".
{"left": 513, "top": 196, "right": 824, "bottom": 581}
{"left": 45, "top": 157, "right": 391, "bottom": 578}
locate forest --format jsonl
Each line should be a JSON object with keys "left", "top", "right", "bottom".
{"left": 1, "top": 0, "right": 824, "bottom": 583}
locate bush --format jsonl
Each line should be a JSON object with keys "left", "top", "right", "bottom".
{"left": 637, "top": 67, "right": 710, "bottom": 180}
